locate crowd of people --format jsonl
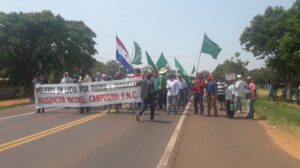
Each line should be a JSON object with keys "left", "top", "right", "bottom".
{"left": 32, "top": 68, "right": 257, "bottom": 121}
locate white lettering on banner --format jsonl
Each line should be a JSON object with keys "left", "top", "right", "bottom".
{"left": 35, "top": 78, "right": 141, "bottom": 108}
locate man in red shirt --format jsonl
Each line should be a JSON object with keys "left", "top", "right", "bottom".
{"left": 193, "top": 73, "right": 206, "bottom": 115}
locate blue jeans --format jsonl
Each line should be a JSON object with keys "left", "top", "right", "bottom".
{"left": 236, "top": 96, "right": 242, "bottom": 112}
{"left": 194, "top": 92, "right": 204, "bottom": 114}
{"left": 246, "top": 98, "right": 254, "bottom": 118}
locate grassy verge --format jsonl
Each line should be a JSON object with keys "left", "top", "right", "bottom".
{"left": 254, "top": 89, "right": 300, "bottom": 136}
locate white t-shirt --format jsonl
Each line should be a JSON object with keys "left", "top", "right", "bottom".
{"left": 225, "top": 84, "right": 236, "bottom": 101}
{"left": 235, "top": 79, "right": 246, "bottom": 97}
{"left": 167, "top": 79, "right": 179, "bottom": 96}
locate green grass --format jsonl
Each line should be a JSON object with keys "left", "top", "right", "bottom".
{"left": 253, "top": 91, "right": 300, "bottom": 136}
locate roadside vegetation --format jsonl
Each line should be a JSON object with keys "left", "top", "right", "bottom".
{"left": 255, "top": 89, "right": 300, "bottom": 137}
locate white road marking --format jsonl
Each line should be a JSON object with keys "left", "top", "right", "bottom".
{"left": 157, "top": 102, "right": 191, "bottom": 168}
{"left": 0, "top": 107, "right": 62, "bottom": 120}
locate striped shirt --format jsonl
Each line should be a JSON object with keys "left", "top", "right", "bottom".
{"left": 217, "top": 81, "right": 226, "bottom": 95}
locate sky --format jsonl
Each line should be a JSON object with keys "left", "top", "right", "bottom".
{"left": 0, "top": 0, "right": 295, "bottom": 73}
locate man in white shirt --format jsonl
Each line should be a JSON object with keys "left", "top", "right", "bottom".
{"left": 235, "top": 74, "right": 247, "bottom": 113}
{"left": 226, "top": 79, "right": 236, "bottom": 118}
{"left": 167, "top": 74, "right": 179, "bottom": 114}
{"left": 61, "top": 72, "right": 73, "bottom": 84}
{"left": 177, "top": 75, "right": 188, "bottom": 110}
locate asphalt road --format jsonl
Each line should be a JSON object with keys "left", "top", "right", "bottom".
{"left": 173, "top": 107, "right": 300, "bottom": 168}
{"left": 0, "top": 105, "right": 181, "bottom": 168}
{"left": 1, "top": 103, "right": 300, "bottom": 168}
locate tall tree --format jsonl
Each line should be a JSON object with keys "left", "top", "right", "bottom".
{"left": 0, "top": 11, "right": 97, "bottom": 94}
{"left": 240, "top": 0, "right": 300, "bottom": 99}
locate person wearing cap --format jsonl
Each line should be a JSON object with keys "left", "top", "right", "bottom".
{"left": 158, "top": 68, "right": 168, "bottom": 111}
{"left": 193, "top": 73, "right": 206, "bottom": 115}
{"left": 61, "top": 72, "right": 73, "bottom": 84}
{"left": 235, "top": 74, "right": 247, "bottom": 113}
{"left": 206, "top": 74, "right": 218, "bottom": 116}
{"left": 225, "top": 79, "right": 236, "bottom": 118}
{"left": 78, "top": 70, "right": 92, "bottom": 114}
{"left": 245, "top": 76, "right": 257, "bottom": 119}
{"left": 166, "top": 73, "right": 179, "bottom": 114}
{"left": 136, "top": 72, "right": 155, "bottom": 121}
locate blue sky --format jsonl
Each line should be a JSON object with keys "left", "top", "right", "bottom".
{"left": 0, "top": 0, "right": 295, "bottom": 73}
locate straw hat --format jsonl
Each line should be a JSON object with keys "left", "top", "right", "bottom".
{"left": 159, "top": 68, "right": 168, "bottom": 74}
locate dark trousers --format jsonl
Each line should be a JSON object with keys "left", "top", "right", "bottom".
{"left": 158, "top": 89, "right": 167, "bottom": 109}
{"left": 36, "top": 108, "right": 45, "bottom": 113}
{"left": 80, "top": 107, "right": 90, "bottom": 113}
{"left": 139, "top": 98, "right": 155, "bottom": 120}
{"left": 178, "top": 89, "right": 186, "bottom": 109}
{"left": 194, "top": 92, "right": 204, "bottom": 114}
{"left": 226, "top": 100, "right": 235, "bottom": 117}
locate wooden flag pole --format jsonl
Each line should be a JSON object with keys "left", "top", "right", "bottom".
{"left": 196, "top": 52, "right": 202, "bottom": 74}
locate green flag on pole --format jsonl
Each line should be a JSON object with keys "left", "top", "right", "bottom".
{"left": 131, "top": 41, "right": 142, "bottom": 65}
{"left": 201, "top": 33, "right": 222, "bottom": 59}
{"left": 191, "top": 65, "right": 195, "bottom": 74}
{"left": 156, "top": 52, "right": 168, "bottom": 70}
{"left": 146, "top": 51, "right": 157, "bottom": 71}
{"left": 175, "top": 58, "right": 190, "bottom": 83}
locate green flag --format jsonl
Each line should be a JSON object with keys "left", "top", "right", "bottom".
{"left": 146, "top": 51, "right": 157, "bottom": 71}
{"left": 131, "top": 41, "right": 142, "bottom": 65}
{"left": 175, "top": 58, "right": 190, "bottom": 82}
{"left": 156, "top": 52, "right": 168, "bottom": 70}
{"left": 191, "top": 65, "right": 195, "bottom": 74}
{"left": 201, "top": 33, "right": 222, "bottom": 59}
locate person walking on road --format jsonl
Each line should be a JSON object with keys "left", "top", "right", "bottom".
{"left": 246, "top": 76, "right": 257, "bottom": 119}
{"left": 225, "top": 79, "right": 236, "bottom": 118}
{"left": 206, "top": 74, "right": 218, "bottom": 116}
{"left": 177, "top": 75, "right": 188, "bottom": 110}
{"left": 235, "top": 74, "right": 247, "bottom": 113}
{"left": 158, "top": 68, "right": 168, "bottom": 111}
{"left": 136, "top": 72, "right": 155, "bottom": 122}
{"left": 193, "top": 73, "right": 206, "bottom": 115}
{"left": 217, "top": 77, "right": 226, "bottom": 111}
{"left": 166, "top": 74, "right": 179, "bottom": 114}
{"left": 78, "top": 70, "right": 92, "bottom": 114}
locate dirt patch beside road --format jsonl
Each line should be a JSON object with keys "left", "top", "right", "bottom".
{"left": 259, "top": 121, "right": 300, "bottom": 160}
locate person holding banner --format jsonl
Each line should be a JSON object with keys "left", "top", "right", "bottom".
{"left": 136, "top": 72, "right": 155, "bottom": 122}
{"left": 32, "top": 75, "right": 45, "bottom": 113}
{"left": 78, "top": 70, "right": 92, "bottom": 114}
{"left": 61, "top": 72, "right": 73, "bottom": 84}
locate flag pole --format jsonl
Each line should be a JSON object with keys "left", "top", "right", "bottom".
{"left": 196, "top": 52, "right": 202, "bottom": 74}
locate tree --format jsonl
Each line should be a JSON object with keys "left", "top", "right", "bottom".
{"left": 240, "top": 0, "right": 300, "bottom": 100}
{"left": 213, "top": 58, "right": 248, "bottom": 80}
{"left": 0, "top": 11, "right": 97, "bottom": 95}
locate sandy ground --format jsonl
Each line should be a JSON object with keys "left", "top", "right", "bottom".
{"left": 0, "top": 98, "right": 31, "bottom": 107}
{"left": 259, "top": 121, "right": 300, "bottom": 160}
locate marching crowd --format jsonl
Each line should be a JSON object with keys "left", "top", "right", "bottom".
{"left": 32, "top": 68, "right": 257, "bottom": 121}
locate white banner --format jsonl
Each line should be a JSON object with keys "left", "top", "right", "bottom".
{"left": 35, "top": 78, "right": 141, "bottom": 108}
